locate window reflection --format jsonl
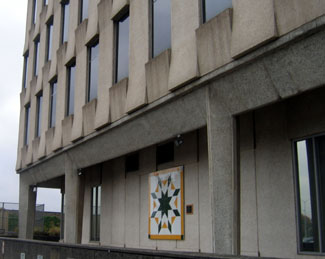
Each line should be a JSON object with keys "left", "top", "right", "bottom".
{"left": 61, "top": 1, "right": 69, "bottom": 43}
{"left": 88, "top": 42, "right": 99, "bottom": 102}
{"left": 67, "top": 63, "right": 75, "bottom": 116}
{"left": 80, "top": 0, "right": 89, "bottom": 22}
{"left": 203, "top": 0, "right": 232, "bottom": 23}
{"left": 115, "top": 14, "right": 129, "bottom": 83}
{"left": 152, "top": 0, "right": 171, "bottom": 57}
{"left": 50, "top": 80, "right": 57, "bottom": 128}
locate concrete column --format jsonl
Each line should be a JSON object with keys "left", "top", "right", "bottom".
{"left": 64, "top": 155, "right": 85, "bottom": 244}
{"left": 206, "top": 86, "right": 239, "bottom": 255}
{"left": 18, "top": 178, "right": 37, "bottom": 239}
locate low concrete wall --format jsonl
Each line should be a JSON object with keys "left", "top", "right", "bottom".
{"left": 0, "top": 237, "right": 273, "bottom": 259}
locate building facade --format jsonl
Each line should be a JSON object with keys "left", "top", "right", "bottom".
{"left": 16, "top": 0, "right": 325, "bottom": 257}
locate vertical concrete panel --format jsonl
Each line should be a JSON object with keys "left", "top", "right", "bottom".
{"left": 239, "top": 113, "right": 259, "bottom": 256}
{"left": 85, "top": 0, "right": 100, "bottom": 44}
{"left": 198, "top": 128, "right": 213, "bottom": 253}
{"left": 125, "top": 173, "right": 140, "bottom": 248}
{"left": 139, "top": 147, "right": 157, "bottom": 249}
{"left": 18, "top": 176, "right": 36, "bottom": 239}
{"left": 71, "top": 21, "right": 88, "bottom": 142}
{"left": 111, "top": 0, "right": 130, "bottom": 19}
{"left": 255, "top": 104, "right": 297, "bottom": 258}
{"left": 82, "top": 99, "right": 97, "bottom": 136}
{"left": 16, "top": 92, "right": 26, "bottom": 170}
{"left": 65, "top": 0, "right": 78, "bottom": 63}
{"left": 100, "top": 162, "right": 113, "bottom": 245}
{"left": 168, "top": 0, "right": 200, "bottom": 91}
{"left": 111, "top": 158, "right": 125, "bottom": 246}
{"left": 52, "top": 44, "right": 67, "bottom": 151}
{"left": 95, "top": 0, "right": 114, "bottom": 129}
{"left": 23, "top": 0, "right": 33, "bottom": 54}
{"left": 126, "top": 0, "right": 149, "bottom": 113}
{"left": 207, "top": 86, "right": 235, "bottom": 254}
{"left": 81, "top": 176, "right": 91, "bottom": 244}
{"left": 176, "top": 163, "right": 199, "bottom": 251}
{"left": 231, "top": 0, "right": 277, "bottom": 58}
{"left": 275, "top": 0, "right": 325, "bottom": 36}
{"left": 109, "top": 79, "right": 128, "bottom": 122}
{"left": 45, "top": 0, "right": 54, "bottom": 22}
{"left": 49, "top": 1, "right": 62, "bottom": 80}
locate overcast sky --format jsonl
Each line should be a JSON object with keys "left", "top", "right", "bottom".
{"left": 0, "top": 1, "right": 61, "bottom": 212}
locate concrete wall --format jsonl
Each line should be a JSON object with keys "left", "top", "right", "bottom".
{"left": 17, "top": 0, "right": 325, "bottom": 171}
{"left": 239, "top": 87, "right": 325, "bottom": 258}
{"left": 80, "top": 129, "right": 212, "bottom": 253}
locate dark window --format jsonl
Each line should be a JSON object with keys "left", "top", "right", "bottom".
{"left": 66, "top": 62, "right": 76, "bottom": 116}
{"left": 34, "top": 36, "right": 40, "bottom": 76}
{"left": 152, "top": 0, "right": 171, "bottom": 57}
{"left": 49, "top": 80, "right": 57, "bottom": 128}
{"left": 44, "top": 0, "right": 48, "bottom": 5}
{"left": 202, "top": 0, "right": 232, "bottom": 23}
{"left": 87, "top": 41, "right": 99, "bottom": 102}
{"left": 295, "top": 135, "right": 325, "bottom": 253}
{"left": 125, "top": 153, "right": 139, "bottom": 173}
{"left": 32, "top": 0, "right": 37, "bottom": 24}
{"left": 61, "top": 1, "right": 69, "bottom": 44}
{"left": 91, "top": 185, "right": 101, "bottom": 241}
{"left": 36, "top": 93, "right": 43, "bottom": 137}
{"left": 80, "top": 0, "right": 89, "bottom": 23}
{"left": 46, "top": 18, "right": 53, "bottom": 61}
{"left": 115, "top": 13, "right": 129, "bottom": 83}
{"left": 24, "top": 104, "right": 30, "bottom": 146}
{"left": 156, "top": 142, "right": 174, "bottom": 165}
{"left": 22, "top": 52, "right": 29, "bottom": 89}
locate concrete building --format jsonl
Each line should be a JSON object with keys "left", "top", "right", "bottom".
{"left": 16, "top": 0, "right": 325, "bottom": 257}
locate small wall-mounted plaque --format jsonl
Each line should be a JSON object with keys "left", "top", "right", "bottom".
{"left": 186, "top": 204, "right": 193, "bottom": 215}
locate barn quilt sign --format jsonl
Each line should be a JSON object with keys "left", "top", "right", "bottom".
{"left": 148, "top": 166, "right": 184, "bottom": 240}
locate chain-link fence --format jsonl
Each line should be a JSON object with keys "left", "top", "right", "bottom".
{"left": 0, "top": 202, "right": 45, "bottom": 237}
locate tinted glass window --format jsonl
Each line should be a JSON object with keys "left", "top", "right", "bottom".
{"left": 91, "top": 185, "right": 101, "bottom": 241}
{"left": 156, "top": 142, "right": 174, "bottom": 165}
{"left": 34, "top": 37, "right": 40, "bottom": 76}
{"left": 36, "top": 94, "right": 42, "bottom": 137}
{"left": 203, "top": 0, "right": 232, "bottom": 23}
{"left": 295, "top": 136, "right": 325, "bottom": 252}
{"left": 88, "top": 42, "right": 99, "bottom": 102}
{"left": 50, "top": 81, "right": 57, "bottom": 128}
{"left": 44, "top": 0, "right": 48, "bottom": 5}
{"left": 46, "top": 19, "right": 53, "bottom": 61}
{"left": 80, "top": 0, "right": 89, "bottom": 22}
{"left": 24, "top": 104, "right": 30, "bottom": 145}
{"left": 23, "top": 53, "right": 29, "bottom": 89}
{"left": 32, "top": 0, "right": 37, "bottom": 24}
{"left": 153, "top": 0, "right": 171, "bottom": 57}
{"left": 67, "top": 63, "right": 76, "bottom": 116}
{"left": 61, "top": 1, "right": 69, "bottom": 43}
{"left": 116, "top": 14, "right": 129, "bottom": 83}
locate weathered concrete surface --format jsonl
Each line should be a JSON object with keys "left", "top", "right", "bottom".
{"left": 196, "top": 9, "right": 233, "bottom": 76}
{"left": 231, "top": 0, "right": 278, "bottom": 58}
{"left": 111, "top": 0, "right": 129, "bottom": 20}
{"left": 145, "top": 49, "right": 171, "bottom": 103}
{"left": 109, "top": 78, "right": 128, "bottom": 122}
{"left": 82, "top": 98, "right": 97, "bottom": 136}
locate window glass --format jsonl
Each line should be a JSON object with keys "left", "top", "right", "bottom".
{"left": 24, "top": 105, "right": 30, "bottom": 146}
{"left": 32, "top": 0, "right": 37, "bottom": 24}
{"left": 67, "top": 63, "right": 76, "bottom": 116}
{"left": 91, "top": 186, "right": 101, "bottom": 241}
{"left": 50, "top": 81, "right": 57, "bottom": 128}
{"left": 152, "top": 0, "right": 171, "bottom": 57}
{"left": 88, "top": 42, "right": 99, "bottom": 102}
{"left": 34, "top": 37, "right": 40, "bottom": 76}
{"left": 295, "top": 136, "right": 325, "bottom": 253}
{"left": 116, "top": 14, "right": 129, "bottom": 83}
{"left": 80, "top": 0, "right": 89, "bottom": 22}
{"left": 36, "top": 94, "right": 42, "bottom": 137}
{"left": 46, "top": 19, "right": 53, "bottom": 61}
{"left": 156, "top": 142, "right": 174, "bottom": 165}
{"left": 61, "top": 1, "right": 69, "bottom": 43}
{"left": 44, "top": 0, "right": 48, "bottom": 5}
{"left": 203, "top": 0, "right": 232, "bottom": 23}
{"left": 23, "top": 53, "right": 29, "bottom": 89}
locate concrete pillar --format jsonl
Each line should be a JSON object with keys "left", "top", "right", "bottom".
{"left": 18, "top": 178, "right": 37, "bottom": 239}
{"left": 206, "top": 86, "right": 239, "bottom": 255}
{"left": 64, "top": 155, "right": 85, "bottom": 244}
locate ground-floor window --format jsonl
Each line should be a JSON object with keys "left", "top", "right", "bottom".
{"left": 294, "top": 135, "right": 325, "bottom": 253}
{"left": 91, "top": 185, "right": 101, "bottom": 241}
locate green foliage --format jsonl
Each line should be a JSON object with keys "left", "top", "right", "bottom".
{"left": 44, "top": 216, "right": 60, "bottom": 234}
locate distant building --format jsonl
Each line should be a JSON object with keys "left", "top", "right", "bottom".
{"left": 16, "top": 0, "right": 325, "bottom": 257}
